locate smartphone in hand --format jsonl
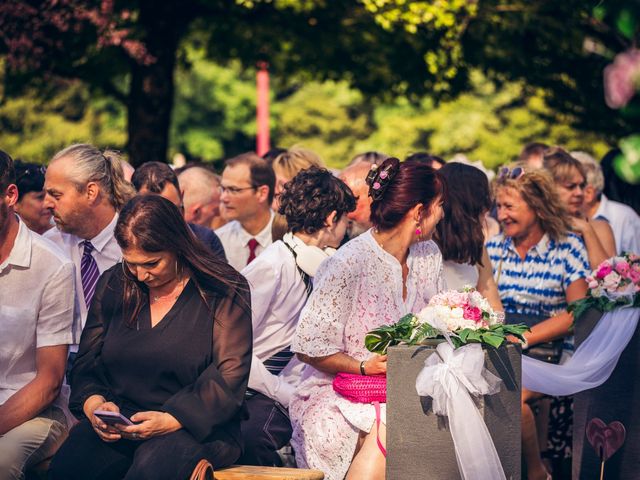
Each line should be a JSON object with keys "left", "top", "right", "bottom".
{"left": 93, "top": 410, "right": 134, "bottom": 426}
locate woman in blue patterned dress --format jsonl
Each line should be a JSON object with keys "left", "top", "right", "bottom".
{"left": 487, "top": 167, "right": 589, "bottom": 480}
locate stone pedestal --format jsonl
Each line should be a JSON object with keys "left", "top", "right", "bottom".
{"left": 386, "top": 343, "right": 522, "bottom": 480}
{"left": 573, "top": 308, "right": 640, "bottom": 480}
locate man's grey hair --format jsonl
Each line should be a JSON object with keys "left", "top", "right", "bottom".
{"left": 51, "top": 143, "right": 135, "bottom": 210}
{"left": 178, "top": 166, "right": 220, "bottom": 208}
{"left": 571, "top": 150, "right": 605, "bottom": 195}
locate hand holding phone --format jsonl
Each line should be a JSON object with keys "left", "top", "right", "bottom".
{"left": 93, "top": 409, "right": 134, "bottom": 427}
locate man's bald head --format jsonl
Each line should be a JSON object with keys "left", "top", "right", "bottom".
{"left": 339, "top": 162, "right": 373, "bottom": 238}
{"left": 178, "top": 166, "right": 221, "bottom": 227}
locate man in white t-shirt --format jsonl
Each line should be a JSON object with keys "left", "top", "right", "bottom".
{"left": 0, "top": 151, "right": 75, "bottom": 479}
{"left": 216, "top": 153, "right": 275, "bottom": 271}
{"left": 43, "top": 144, "right": 135, "bottom": 361}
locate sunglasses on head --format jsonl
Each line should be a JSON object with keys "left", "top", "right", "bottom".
{"left": 497, "top": 166, "right": 524, "bottom": 181}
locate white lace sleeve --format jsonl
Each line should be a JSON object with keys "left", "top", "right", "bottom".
{"left": 418, "top": 240, "right": 446, "bottom": 299}
{"left": 292, "top": 255, "right": 357, "bottom": 358}
{"left": 434, "top": 247, "right": 446, "bottom": 293}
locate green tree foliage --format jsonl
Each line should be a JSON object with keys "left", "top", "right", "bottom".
{"left": 1, "top": 0, "right": 476, "bottom": 165}
{"left": 273, "top": 81, "right": 371, "bottom": 166}
{"left": 0, "top": 67, "right": 126, "bottom": 164}
{"left": 276, "top": 71, "right": 609, "bottom": 169}
{"left": 1, "top": 0, "right": 630, "bottom": 165}
{"left": 170, "top": 47, "right": 257, "bottom": 165}
{"left": 1, "top": 55, "right": 609, "bottom": 170}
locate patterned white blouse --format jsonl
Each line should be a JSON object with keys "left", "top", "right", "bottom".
{"left": 289, "top": 230, "right": 445, "bottom": 480}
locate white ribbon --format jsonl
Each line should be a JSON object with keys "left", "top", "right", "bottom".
{"left": 415, "top": 342, "right": 506, "bottom": 480}
{"left": 523, "top": 307, "right": 640, "bottom": 395}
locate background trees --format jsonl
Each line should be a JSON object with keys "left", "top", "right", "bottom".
{"left": 0, "top": 0, "right": 634, "bottom": 169}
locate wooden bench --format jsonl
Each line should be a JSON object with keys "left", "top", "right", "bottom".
{"left": 214, "top": 465, "right": 324, "bottom": 479}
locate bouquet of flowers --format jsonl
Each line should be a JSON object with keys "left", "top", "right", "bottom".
{"left": 365, "top": 287, "right": 528, "bottom": 355}
{"left": 569, "top": 252, "right": 640, "bottom": 320}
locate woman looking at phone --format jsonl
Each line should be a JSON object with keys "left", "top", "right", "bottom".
{"left": 50, "top": 195, "right": 252, "bottom": 480}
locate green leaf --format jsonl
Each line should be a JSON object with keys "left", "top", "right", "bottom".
{"left": 466, "top": 330, "right": 482, "bottom": 343}
{"left": 481, "top": 332, "right": 504, "bottom": 349}
{"left": 616, "top": 9, "right": 636, "bottom": 40}
{"left": 592, "top": 5, "right": 606, "bottom": 22}
{"left": 364, "top": 333, "right": 394, "bottom": 355}
{"left": 457, "top": 328, "right": 471, "bottom": 343}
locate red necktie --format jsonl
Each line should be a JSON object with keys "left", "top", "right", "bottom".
{"left": 247, "top": 238, "right": 259, "bottom": 265}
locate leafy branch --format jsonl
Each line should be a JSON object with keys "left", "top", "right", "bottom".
{"left": 365, "top": 316, "right": 529, "bottom": 355}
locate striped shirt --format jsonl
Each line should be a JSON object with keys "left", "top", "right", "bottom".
{"left": 487, "top": 232, "right": 589, "bottom": 318}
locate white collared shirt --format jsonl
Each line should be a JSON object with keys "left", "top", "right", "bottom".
{"left": 44, "top": 214, "right": 121, "bottom": 345}
{"left": 215, "top": 211, "right": 274, "bottom": 272}
{"left": 241, "top": 240, "right": 309, "bottom": 407}
{"left": 1, "top": 219, "right": 75, "bottom": 404}
{"left": 593, "top": 194, "right": 640, "bottom": 255}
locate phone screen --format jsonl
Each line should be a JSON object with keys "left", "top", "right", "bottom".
{"left": 94, "top": 410, "right": 134, "bottom": 426}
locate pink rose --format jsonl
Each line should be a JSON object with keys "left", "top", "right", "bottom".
{"left": 463, "top": 305, "right": 482, "bottom": 323}
{"left": 629, "top": 269, "right": 640, "bottom": 283}
{"left": 604, "top": 49, "right": 640, "bottom": 109}
{"left": 588, "top": 279, "right": 599, "bottom": 290}
{"left": 596, "top": 263, "right": 613, "bottom": 279}
{"left": 615, "top": 260, "right": 631, "bottom": 276}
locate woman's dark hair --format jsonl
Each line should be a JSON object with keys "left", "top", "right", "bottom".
{"left": 368, "top": 157, "right": 446, "bottom": 231}
{"left": 131, "top": 161, "right": 180, "bottom": 194}
{"left": 14, "top": 161, "right": 46, "bottom": 197}
{"left": 262, "top": 147, "right": 288, "bottom": 164}
{"left": 434, "top": 163, "right": 491, "bottom": 266}
{"left": 115, "top": 195, "right": 247, "bottom": 326}
{"left": 405, "top": 152, "right": 446, "bottom": 169}
{"left": 278, "top": 167, "right": 356, "bottom": 234}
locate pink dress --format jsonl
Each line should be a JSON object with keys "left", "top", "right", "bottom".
{"left": 290, "top": 231, "right": 445, "bottom": 480}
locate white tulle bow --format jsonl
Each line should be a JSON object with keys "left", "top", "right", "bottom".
{"left": 523, "top": 307, "right": 640, "bottom": 395}
{"left": 415, "top": 342, "right": 506, "bottom": 480}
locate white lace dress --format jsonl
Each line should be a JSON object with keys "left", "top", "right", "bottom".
{"left": 290, "top": 230, "right": 445, "bottom": 480}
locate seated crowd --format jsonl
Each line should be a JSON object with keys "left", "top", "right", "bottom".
{"left": 0, "top": 142, "right": 639, "bottom": 480}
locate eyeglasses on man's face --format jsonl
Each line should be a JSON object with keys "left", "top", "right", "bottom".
{"left": 219, "top": 185, "right": 256, "bottom": 195}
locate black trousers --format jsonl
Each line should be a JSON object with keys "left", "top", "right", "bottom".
{"left": 48, "top": 419, "right": 240, "bottom": 480}
{"left": 238, "top": 392, "right": 292, "bottom": 467}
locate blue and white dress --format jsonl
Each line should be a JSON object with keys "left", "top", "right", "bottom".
{"left": 486, "top": 232, "right": 589, "bottom": 321}
{"left": 487, "top": 231, "right": 589, "bottom": 459}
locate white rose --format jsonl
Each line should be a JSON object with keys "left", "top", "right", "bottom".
{"left": 419, "top": 306, "right": 448, "bottom": 332}
{"left": 602, "top": 271, "right": 621, "bottom": 291}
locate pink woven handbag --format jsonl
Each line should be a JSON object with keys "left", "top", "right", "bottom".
{"left": 332, "top": 373, "right": 387, "bottom": 403}
{"left": 332, "top": 373, "right": 387, "bottom": 456}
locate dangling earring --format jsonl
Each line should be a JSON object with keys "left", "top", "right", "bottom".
{"left": 415, "top": 222, "right": 422, "bottom": 236}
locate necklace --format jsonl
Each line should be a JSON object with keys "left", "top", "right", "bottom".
{"left": 151, "top": 292, "right": 180, "bottom": 303}
{"left": 150, "top": 276, "right": 187, "bottom": 304}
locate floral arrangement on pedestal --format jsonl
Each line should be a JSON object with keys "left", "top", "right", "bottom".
{"left": 569, "top": 252, "right": 640, "bottom": 320}
{"left": 365, "top": 286, "right": 528, "bottom": 355}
